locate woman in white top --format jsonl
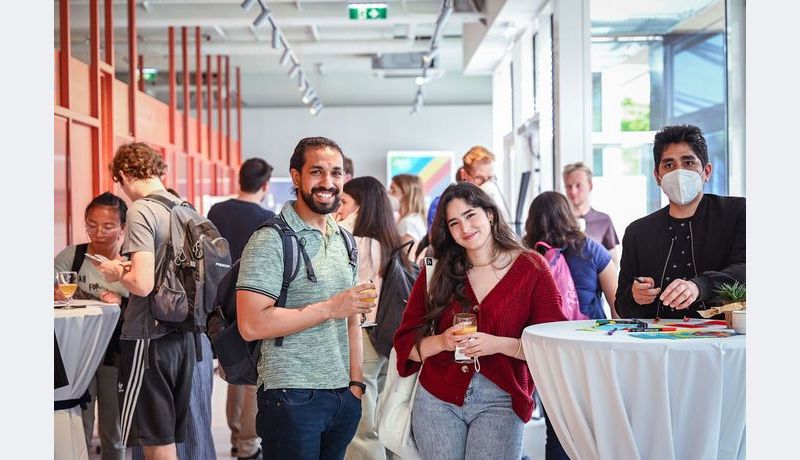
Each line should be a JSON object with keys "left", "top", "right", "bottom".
{"left": 339, "top": 176, "right": 413, "bottom": 460}
{"left": 389, "top": 174, "right": 427, "bottom": 247}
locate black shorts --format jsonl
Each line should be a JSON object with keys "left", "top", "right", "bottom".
{"left": 118, "top": 331, "right": 196, "bottom": 446}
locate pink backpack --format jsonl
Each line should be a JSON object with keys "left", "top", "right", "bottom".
{"left": 535, "top": 242, "right": 588, "bottom": 320}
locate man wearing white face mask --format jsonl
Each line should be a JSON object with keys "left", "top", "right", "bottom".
{"left": 615, "top": 125, "right": 745, "bottom": 319}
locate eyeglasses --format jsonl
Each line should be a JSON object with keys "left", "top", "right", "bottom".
{"left": 86, "top": 223, "right": 121, "bottom": 234}
{"left": 470, "top": 175, "right": 496, "bottom": 186}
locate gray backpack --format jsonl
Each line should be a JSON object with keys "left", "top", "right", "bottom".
{"left": 145, "top": 193, "right": 232, "bottom": 332}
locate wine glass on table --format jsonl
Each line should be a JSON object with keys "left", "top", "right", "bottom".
{"left": 56, "top": 271, "right": 79, "bottom": 309}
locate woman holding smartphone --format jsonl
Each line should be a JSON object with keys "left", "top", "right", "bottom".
{"left": 393, "top": 183, "right": 566, "bottom": 459}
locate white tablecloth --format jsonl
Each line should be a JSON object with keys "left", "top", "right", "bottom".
{"left": 54, "top": 302, "right": 120, "bottom": 460}
{"left": 522, "top": 319, "right": 746, "bottom": 460}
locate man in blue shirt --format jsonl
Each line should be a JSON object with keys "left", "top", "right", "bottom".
{"left": 208, "top": 157, "right": 275, "bottom": 460}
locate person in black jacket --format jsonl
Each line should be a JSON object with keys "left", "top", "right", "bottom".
{"left": 615, "top": 125, "right": 745, "bottom": 319}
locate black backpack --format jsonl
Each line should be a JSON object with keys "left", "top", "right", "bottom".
{"left": 144, "top": 194, "right": 232, "bottom": 333}
{"left": 207, "top": 215, "right": 358, "bottom": 386}
{"left": 367, "top": 241, "right": 420, "bottom": 359}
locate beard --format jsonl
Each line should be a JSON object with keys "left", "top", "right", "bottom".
{"left": 299, "top": 185, "right": 341, "bottom": 215}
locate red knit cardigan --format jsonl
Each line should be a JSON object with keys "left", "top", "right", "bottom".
{"left": 393, "top": 251, "right": 566, "bottom": 421}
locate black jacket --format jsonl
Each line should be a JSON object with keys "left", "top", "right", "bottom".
{"left": 615, "top": 194, "right": 745, "bottom": 319}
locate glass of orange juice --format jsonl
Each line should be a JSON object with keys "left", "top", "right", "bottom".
{"left": 453, "top": 312, "right": 477, "bottom": 363}
{"left": 56, "top": 271, "right": 79, "bottom": 309}
{"left": 359, "top": 285, "right": 378, "bottom": 328}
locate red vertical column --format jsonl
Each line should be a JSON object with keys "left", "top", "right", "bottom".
{"left": 216, "top": 55, "right": 223, "bottom": 162}
{"left": 206, "top": 55, "right": 213, "bottom": 161}
{"left": 128, "top": 0, "right": 137, "bottom": 137}
{"left": 236, "top": 66, "right": 242, "bottom": 165}
{"left": 225, "top": 56, "right": 231, "bottom": 165}
{"left": 168, "top": 27, "right": 176, "bottom": 146}
{"left": 89, "top": 0, "right": 101, "bottom": 194}
{"left": 104, "top": 0, "right": 114, "bottom": 67}
{"left": 59, "top": 0, "right": 71, "bottom": 109}
{"left": 195, "top": 27, "right": 203, "bottom": 157}
{"left": 182, "top": 26, "right": 190, "bottom": 153}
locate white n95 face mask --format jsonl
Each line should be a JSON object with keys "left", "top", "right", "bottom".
{"left": 660, "top": 169, "right": 704, "bottom": 205}
{"left": 388, "top": 194, "right": 401, "bottom": 213}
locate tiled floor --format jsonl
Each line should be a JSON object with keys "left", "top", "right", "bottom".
{"left": 88, "top": 366, "right": 547, "bottom": 459}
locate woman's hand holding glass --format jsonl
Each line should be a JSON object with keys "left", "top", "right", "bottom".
{"left": 437, "top": 323, "right": 469, "bottom": 352}
{"left": 457, "top": 332, "right": 505, "bottom": 358}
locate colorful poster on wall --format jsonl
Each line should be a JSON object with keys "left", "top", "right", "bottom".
{"left": 387, "top": 151, "right": 455, "bottom": 203}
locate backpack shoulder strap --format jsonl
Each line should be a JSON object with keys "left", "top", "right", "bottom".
{"left": 143, "top": 193, "right": 178, "bottom": 210}
{"left": 258, "top": 215, "right": 312, "bottom": 347}
{"left": 71, "top": 243, "right": 89, "bottom": 273}
{"left": 338, "top": 225, "right": 358, "bottom": 271}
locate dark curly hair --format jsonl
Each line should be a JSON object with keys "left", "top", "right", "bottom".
{"left": 653, "top": 125, "right": 708, "bottom": 167}
{"left": 109, "top": 142, "right": 168, "bottom": 183}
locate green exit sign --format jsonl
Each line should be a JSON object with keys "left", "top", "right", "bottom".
{"left": 348, "top": 3, "right": 388, "bottom": 20}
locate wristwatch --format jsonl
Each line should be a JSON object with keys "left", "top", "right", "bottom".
{"left": 349, "top": 381, "right": 366, "bottom": 393}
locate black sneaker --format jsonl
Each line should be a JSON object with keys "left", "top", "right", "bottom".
{"left": 238, "top": 447, "right": 263, "bottom": 460}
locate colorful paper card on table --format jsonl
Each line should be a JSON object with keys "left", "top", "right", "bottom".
{"left": 630, "top": 331, "right": 737, "bottom": 340}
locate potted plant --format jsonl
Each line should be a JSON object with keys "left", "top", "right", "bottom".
{"left": 714, "top": 282, "right": 746, "bottom": 328}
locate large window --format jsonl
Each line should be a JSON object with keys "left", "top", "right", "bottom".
{"left": 589, "top": 0, "right": 729, "bottom": 235}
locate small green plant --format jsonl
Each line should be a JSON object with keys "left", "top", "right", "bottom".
{"left": 714, "top": 282, "right": 746, "bottom": 303}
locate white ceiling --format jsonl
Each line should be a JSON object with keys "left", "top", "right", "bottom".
{"left": 58, "top": 0, "right": 498, "bottom": 109}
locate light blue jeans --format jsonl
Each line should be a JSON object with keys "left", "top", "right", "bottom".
{"left": 411, "top": 372, "right": 524, "bottom": 460}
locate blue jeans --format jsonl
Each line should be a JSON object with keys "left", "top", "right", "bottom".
{"left": 411, "top": 373, "right": 524, "bottom": 460}
{"left": 257, "top": 387, "right": 362, "bottom": 460}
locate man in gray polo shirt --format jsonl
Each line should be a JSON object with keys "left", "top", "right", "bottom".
{"left": 237, "top": 137, "right": 376, "bottom": 459}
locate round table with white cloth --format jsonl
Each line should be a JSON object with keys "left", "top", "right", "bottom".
{"left": 522, "top": 319, "right": 745, "bottom": 460}
{"left": 54, "top": 301, "right": 120, "bottom": 460}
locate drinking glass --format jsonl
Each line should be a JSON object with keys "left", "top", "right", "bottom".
{"left": 56, "top": 271, "right": 79, "bottom": 309}
{"left": 453, "top": 312, "right": 478, "bottom": 363}
{"left": 359, "top": 286, "right": 378, "bottom": 328}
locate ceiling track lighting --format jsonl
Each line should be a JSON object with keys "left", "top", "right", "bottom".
{"left": 253, "top": 7, "right": 272, "bottom": 28}
{"left": 302, "top": 87, "right": 315, "bottom": 104}
{"left": 280, "top": 47, "right": 292, "bottom": 66}
{"left": 240, "top": 1, "right": 323, "bottom": 115}
{"left": 271, "top": 21, "right": 280, "bottom": 49}
{"left": 411, "top": 0, "right": 452, "bottom": 113}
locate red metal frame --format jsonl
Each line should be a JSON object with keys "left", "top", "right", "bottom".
{"left": 195, "top": 27, "right": 203, "bottom": 157}
{"left": 236, "top": 66, "right": 242, "bottom": 163}
{"left": 127, "top": 0, "right": 137, "bottom": 136}
{"left": 225, "top": 56, "right": 231, "bottom": 165}
{"left": 55, "top": 8, "right": 243, "bottom": 250}
{"left": 207, "top": 55, "right": 213, "bottom": 161}
{"left": 182, "top": 26, "right": 190, "bottom": 153}
{"left": 168, "top": 27, "right": 176, "bottom": 145}
{"left": 216, "top": 55, "right": 223, "bottom": 162}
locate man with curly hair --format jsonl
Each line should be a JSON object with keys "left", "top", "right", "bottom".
{"left": 98, "top": 142, "right": 197, "bottom": 460}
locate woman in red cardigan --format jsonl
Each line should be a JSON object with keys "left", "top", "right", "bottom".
{"left": 393, "top": 182, "right": 566, "bottom": 460}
